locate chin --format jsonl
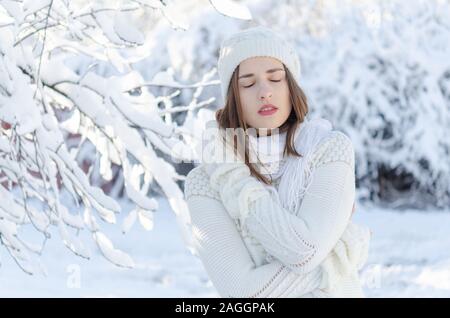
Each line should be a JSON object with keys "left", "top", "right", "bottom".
{"left": 254, "top": 120, "right": 285, "bottom": 130}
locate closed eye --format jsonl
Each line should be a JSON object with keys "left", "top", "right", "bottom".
{"left": 243, "top": 80, "right": 281, "bottom": 88}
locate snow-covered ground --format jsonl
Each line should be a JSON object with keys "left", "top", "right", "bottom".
{"left": 0, "top": 196, "right": 449, "bottom": 298}
{"left": 352, "top": 203, "right": 450, "bottom": 297}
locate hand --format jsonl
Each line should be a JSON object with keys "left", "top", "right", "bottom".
{"left": 203, "top": 162, "right": 222, "bottom": 178}
{"left": 202, "top": 129, "right": 246, "bottom": 179}
{"left": 349, "top": 202, "right": 372, "bottom": 237}
{"left": 319, "top": 221, "right": 371, "bottom": 292}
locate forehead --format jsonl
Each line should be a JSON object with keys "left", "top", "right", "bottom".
{"left": 238, "top": 56, "right": 283, "bottom": 74}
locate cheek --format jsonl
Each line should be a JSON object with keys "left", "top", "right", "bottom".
{"left": 285, "top": 101, "right": 292, "bottom": 113}
{"left": 239, "top": 90, "right": 257, "bottom": 115}
{"left": 239, "top": 88, "right": 254, "bottom": 103}
{"left": 280, "top": 87, "right": 292, "bottom": 113}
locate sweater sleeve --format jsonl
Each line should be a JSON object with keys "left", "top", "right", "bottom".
{"left": 216, "top": 132, "right": 358, "bottom": 275}
{"left": 186, "top": 193, "right": 324, "bottom": 298}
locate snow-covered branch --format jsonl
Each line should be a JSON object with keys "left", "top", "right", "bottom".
{"left": 0, "top": 0, "right": 251, "bottom": 274}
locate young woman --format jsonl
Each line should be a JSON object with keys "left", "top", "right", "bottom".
{"left": 184, "top": 26, "right": 371, "bottom": 298}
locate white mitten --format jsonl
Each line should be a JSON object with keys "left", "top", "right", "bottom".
{"left": 202, "top": 125, "right": 244, "bottom": 178}
{"left": 202, "top": 127, "right": 269, "bottom": 220}
{"left": 319, "top": 222, "right": 371, "bottom": 292}
{"left": 206, "top": 162, "right": 267, "bottom": 221}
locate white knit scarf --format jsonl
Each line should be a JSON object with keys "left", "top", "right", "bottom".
{"left": 247, "top": 116, "right": 334, "bottom": 214}
{"left": 202, "top": 116, "right": 334, "bottom": 215}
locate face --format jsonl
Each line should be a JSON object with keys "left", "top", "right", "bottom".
{"left": 237, "top": 56, "right": 292, "bottom": 131}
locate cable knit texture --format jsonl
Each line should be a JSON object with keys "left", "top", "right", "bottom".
{"left": 184, "top": 131, "right": 371, "bottom": 298}
{"left": 184, "top": 167, "right": 220, "bottom": 201}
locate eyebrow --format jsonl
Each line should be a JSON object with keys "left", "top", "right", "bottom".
{"left": 238, "top": 68, "right": 285, "bottom": 79}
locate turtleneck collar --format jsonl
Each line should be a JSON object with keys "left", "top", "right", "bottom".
{"left": 247, "top": 129, "right": 287, "bottom": 176}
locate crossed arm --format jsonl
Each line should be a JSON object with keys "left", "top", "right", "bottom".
{"left": 186, "top": 133, "right": 370, "bottom": 297}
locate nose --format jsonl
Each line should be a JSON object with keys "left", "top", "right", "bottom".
{"left": 259, "top": 84, "right": 272, "bottom": 101}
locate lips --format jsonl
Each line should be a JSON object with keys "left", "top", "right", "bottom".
{"left": 258, "top": 104, "right": 278, "bottom": 116}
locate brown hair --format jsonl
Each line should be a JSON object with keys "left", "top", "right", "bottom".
{"left": 215, "top": 63, "right": 309, "bottom": 185}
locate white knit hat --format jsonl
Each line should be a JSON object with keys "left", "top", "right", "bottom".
{"left": 217, "top": 25, "right": 301, "bottom": 104}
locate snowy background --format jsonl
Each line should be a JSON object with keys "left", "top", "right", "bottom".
{"left": 1, "top": 0, "right": 450, "bottom": 297}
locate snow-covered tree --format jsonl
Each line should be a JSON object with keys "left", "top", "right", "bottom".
{"left": 0, "top": 0, "right": 252, "bottom": 274}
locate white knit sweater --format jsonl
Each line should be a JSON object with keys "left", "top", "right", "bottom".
{"left": 184, "top": 131, "right": 371, "bottom": 298}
